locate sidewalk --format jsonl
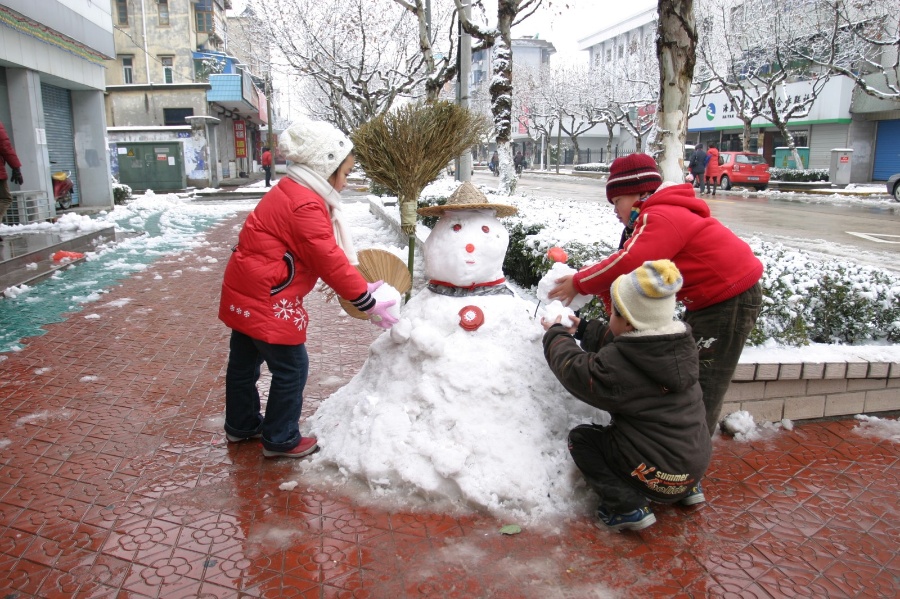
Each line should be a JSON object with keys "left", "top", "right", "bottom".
{"left": 0, "top": 212, "right": 897, "bottom": 597}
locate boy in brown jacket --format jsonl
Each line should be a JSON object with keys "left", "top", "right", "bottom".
{"left": 542, "top": 260, "right": 711, "bottom": 531}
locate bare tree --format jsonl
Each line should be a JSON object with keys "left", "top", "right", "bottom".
{"left": 456, "top": 0, "right": 545, "bottom": 194}
{"left": 792, "top": 0, "right": 899, "bottom": 101}
{"left": 247, "top": 0, "right": 444, "bottom": 131}
{"left": 696, "top": 0, "right": 837, "bottom": 167}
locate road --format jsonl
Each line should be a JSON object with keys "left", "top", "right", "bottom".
{"left": 470, "top": 170, "right": 900, "bottom": 273}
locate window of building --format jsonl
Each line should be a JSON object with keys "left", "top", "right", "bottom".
{"left": 158, "top": 0, "right": 169, "bottom": 26}
{"left": 122, "top": 56, "right": 134, "bottom": 84}
{"left": 161, "top": 57, "right": 174, "bottom": 84}
{"left": 196, "top": 0, "right": 214, "bottom": 33}
{"left": 163, "top": 108, "right": 194, "bottom": 126}
{"left": 605, "top": 49, "right": 612, "bottom": 63}
{"left": 116, "top": 0, "right": 128, "bottom": 25}
{"left": 618, "top": 45, "right": 624, "bottom": 59}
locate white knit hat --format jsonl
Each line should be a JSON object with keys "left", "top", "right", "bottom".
{"left": 277, "top": 118, "right": 353, "bottom": 179}
{"left": 611, "top": 259, "right": 683, "bottom": 331}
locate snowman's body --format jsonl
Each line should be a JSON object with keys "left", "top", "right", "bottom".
{"left": 308, "top": 208, "right": 603, "bottom": 519}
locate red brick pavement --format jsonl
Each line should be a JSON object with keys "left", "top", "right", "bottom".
{"left": 0, "top": 213, "right": 898, "bottom": 598}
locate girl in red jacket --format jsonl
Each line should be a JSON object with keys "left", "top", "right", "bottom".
{"left": 219, "top": 118, "right": 397, "bottom": 458}
{"left": 549, "top": 153, "right": 763, "bottom": 443}
{"left": 704, "top": 142, "right": 722, "bottom": 195}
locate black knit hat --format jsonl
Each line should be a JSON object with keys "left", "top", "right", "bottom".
{"left": 605, "top": 153, "right": 663, "bottom": 203}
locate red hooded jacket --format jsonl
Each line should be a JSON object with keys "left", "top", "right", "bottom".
{"left": 261, "top": 150, "right": 273, "bottom": 167}
{"left": 574, "top": 183, "right": 763, "bottom": 312}
{"left": 0, "top": 122, "right": 22, "bottom": 181}
{"left": 219, "top": 178, "right": 367, "bottom": 345}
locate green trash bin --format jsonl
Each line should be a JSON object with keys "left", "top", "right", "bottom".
{"left": 773, "top": 147, "right": 809, "bottom": 169}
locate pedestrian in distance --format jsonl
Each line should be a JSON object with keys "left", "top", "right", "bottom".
{"left": 704, "top": 142, "right": 722, "bottom": 195}
{"left": 548, "top": 153, "right": 763, "bottom": 437}
{"left": 0, "top": 121, "right": 24, "bottom": 240}
{"left": 688, "top": 143, "right": 706, "bottom": 192}
{"left": 489, "top": 151, "right": 499, "bottom": 176}
{"left": 514, "top": 151, "right": 526, "bottom": 174}
{"left": 542, "top": 259, "right": 711, "bottom": 532}
{"left": 219, "top": 118, "right": 398, "bottom": 459}
{"left": 261, "top": 146, "right": 273, "bottom": 187}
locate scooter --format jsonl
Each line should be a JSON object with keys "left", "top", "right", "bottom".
{"left": 52, "top": 171, "right": 74, "bottom": 210}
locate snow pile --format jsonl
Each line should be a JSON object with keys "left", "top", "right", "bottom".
{"left": 721, "top": 410, "right": 794, "bottom": 442}
{"left": 853, "top": 415, "right": 900, "bottom": 443}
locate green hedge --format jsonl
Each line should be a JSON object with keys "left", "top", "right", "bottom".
{"left": 573, "top": 163, "right": 610, "bottom": 173}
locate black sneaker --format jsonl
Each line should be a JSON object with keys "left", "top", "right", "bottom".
{"left": 596, "top": 505, "right": 656, "bottom": 532}
{"left": 679, "top": 483, "right": 706, "bottom": 506}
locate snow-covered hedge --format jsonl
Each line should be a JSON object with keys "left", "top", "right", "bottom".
{"left": 502, "top": 224, "right": 900, "bottom": 346}
{"left": 572, "top": 163, "right": 609, "bottom": 173}
{"left": 417, "top": 182, "right": 900, "bottom": 347}
{"left": 770, "top": 168, "right": 830, "bottom": 182}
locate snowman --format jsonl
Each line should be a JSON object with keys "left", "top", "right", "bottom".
{"left": 305, "top": 183, "right": 602, "bottom": 520}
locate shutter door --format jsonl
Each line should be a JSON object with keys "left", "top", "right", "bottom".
{"left": 873, "top": 119, "right": 900, "bottom": 181}
{"left": 41, "top": 83, "right": 79, "bottom": 206}
{"left": 808, "top": 124, "right": 848, "bottom": 170}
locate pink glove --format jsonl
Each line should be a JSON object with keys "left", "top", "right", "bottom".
{"left": 365, "top": 299, "right": 398, "bottom": 329}
{"left": 363, "top": 280, "right": 397, "bottom": 329}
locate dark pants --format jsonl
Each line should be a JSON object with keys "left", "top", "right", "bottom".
{"left": 684, "top": 282, "right": 763, "bottom": 434}
{"left": 224, "top": 330, "right": 309, "bottom": 452}
{"left": 568, "top": 424, "right": 648, "bottom": 513}
{"left": 0, "top": 179, "right": 12, "bottom": 224}
{"left": 691, "top": 171, "right": 704, "bottom": 190}
{"left": 263, "top": 166, "right": 272, "bottom": 187}
{"left": 704, "top": 174, "right": 718, "bottom": 195}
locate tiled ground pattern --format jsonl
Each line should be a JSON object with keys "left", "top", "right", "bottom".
{"left": 0, "top": 214, "right": 898, "bottom": 598}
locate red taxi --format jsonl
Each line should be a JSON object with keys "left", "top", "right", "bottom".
{"left": 716, "top": 151, "right": 770, "bottom": 191}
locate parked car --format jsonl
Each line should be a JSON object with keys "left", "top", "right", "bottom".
{"left": 716, "top": 151, "right": 770, "bottom": 191}
{"left": 886, "top": 173, "right": 900, "bottom": 202}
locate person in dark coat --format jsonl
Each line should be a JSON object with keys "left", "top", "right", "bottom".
{"left": 542, "top": 259, "right": 711, "bottom": 532}
{"left": 0, "top": 121, "right": 24, "bottom": 235}
{"left": 687, "top": 143, "right": 706, "bottom": 192}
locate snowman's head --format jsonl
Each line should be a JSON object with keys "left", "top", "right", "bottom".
{"left": 424, "top": 209, "right": 509, "bottom": 286}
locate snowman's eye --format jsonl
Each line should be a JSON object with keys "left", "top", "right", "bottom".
{"left": 452, "top": 224, "right": 462, "bottom": 232}
{"left": 482, "top": 225, "right": 490, "bottom": 233}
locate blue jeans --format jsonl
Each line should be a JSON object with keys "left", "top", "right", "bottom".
{"left": 684, "top": 283, "right": 762, "bottom": 434}
{"left": 224, "top": 330, "right": 309, "bottom": 452}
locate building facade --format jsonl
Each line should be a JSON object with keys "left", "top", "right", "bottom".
{"left": 105, "top": 0, "right": 271, "bottom": 190}
{"left": 578, "top": 3, "right": 900, "bottom": 180}
{"left": 0, "top": 0, "right": 115, "bottom": 221}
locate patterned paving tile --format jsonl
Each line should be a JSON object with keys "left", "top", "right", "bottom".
{"left": 0, "top": 214, "right": 897, "bottom": 598}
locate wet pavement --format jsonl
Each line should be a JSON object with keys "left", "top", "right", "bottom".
{"left": 0, "top": 212, "right": 898, "bottom": 598}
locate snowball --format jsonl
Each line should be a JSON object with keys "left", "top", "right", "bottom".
{"left": 536, "top": 262, "right": 591, "bottom": 311}
{"left": 541, "top": 300, "right": 576, "bottom": 328}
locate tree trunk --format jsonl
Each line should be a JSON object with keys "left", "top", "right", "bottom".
{"left": 742, "top": 120, "right": 753, "bottom": 152}
{"left": 653, "top": 0, "right": 697, "bottom": 182}
{"left": 491, "top": 1, "right": 515, "bottom": 194}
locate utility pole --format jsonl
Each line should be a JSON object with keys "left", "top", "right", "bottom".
{"left": 266, "top": 73, "right": 275, "bottom": 150}
{"left": 456, "top": 1, "right": 472, "bottom": 182}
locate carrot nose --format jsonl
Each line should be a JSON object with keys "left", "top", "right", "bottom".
{"left": 466, "top": 244, "right": 475, "bottom": 253}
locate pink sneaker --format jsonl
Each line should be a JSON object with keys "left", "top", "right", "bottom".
{"left": 262, "top": 437, "right": 319, "bottom": 458}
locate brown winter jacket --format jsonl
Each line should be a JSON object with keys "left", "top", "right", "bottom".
{"left": 543, "top": 319, "right": 711, "bottom": 503}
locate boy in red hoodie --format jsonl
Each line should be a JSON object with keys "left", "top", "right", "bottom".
{"left": 550, "top": 153, "right": 763, "bottom": 442}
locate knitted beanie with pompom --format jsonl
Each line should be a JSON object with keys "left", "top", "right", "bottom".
{"left": 611, "top": 259, "right": 683, "bottom": 331}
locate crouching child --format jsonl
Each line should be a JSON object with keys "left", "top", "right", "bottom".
{"left": 541, "top": 259, "right": 711, "bottom": 532}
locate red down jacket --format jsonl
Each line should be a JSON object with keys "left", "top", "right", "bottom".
{"left": 574, "top": 183, "right": 763, "bottom": 313}
{"left": 219, "top": 178, "right": 367, "bottom": 345}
